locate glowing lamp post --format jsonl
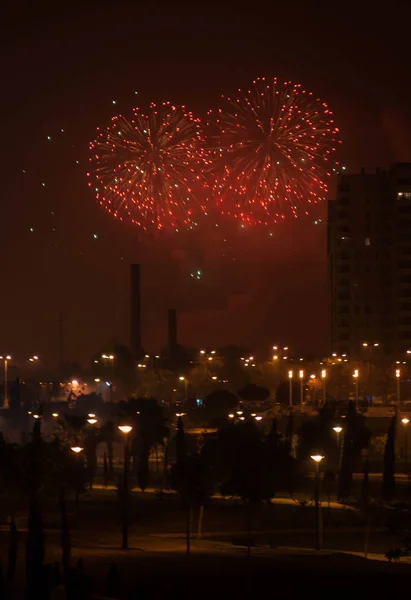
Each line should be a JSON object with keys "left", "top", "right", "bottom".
{"left": 353, "top": 369, "right": 359, "bottom": 410}
{"left": 396, "top": 369, "right": 401, "bottom": 408}
{"left": 0, "top": 355, "right": 11, "bottom": 409}
{"left": 70, "top": 446, "right": 84, "bottom": 513}
{"left": 179, "top": 376, "right": 188, "bottom": 402}
{"left": 402, "top": 417, "right": 409, "bottom": 471}
{"left": 310, "top": 454, "right": 324, "bottom": 550}
{"left": 333, "top": 426, "right": 343, "bottom": 450}
{"left": 288, "top": 370, "right": 293, "bottom": 409}
{"left": 118, "top": 424, "right": 133, "bottom": 549}
{"left": 321, "top": 369, "right": 327, "bottom": 405}
{"left": 299, "top": 370, "right": 304, "bottom": 410}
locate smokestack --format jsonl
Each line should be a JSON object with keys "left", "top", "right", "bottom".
{"left": 168, "top": 308, "right": 177, "bottom": 354}
{"left": 130, "top": 264, "right": 142, "bottom": 359}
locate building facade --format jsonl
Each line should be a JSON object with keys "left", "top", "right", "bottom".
{"left": 328, "top": 163, "right": 411, "bottom": 357}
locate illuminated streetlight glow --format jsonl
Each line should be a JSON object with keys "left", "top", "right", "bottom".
{"left": 88, "top": 413, "right": 96, "bottom": 418}
{"left": 71, "top": 446, "right": 83, "bottom": 453}
{"left": 71, "top": 379, "right": 78, "bottom": 386}
{"left": 396, "top": 369, "right": 402, "bottom": 407}
{"left": 52, "top": 412, "right": 59, "bottom": 418}
{"left": 94, "top": 378, "right": 100, "bottom": 382}
{"left": 0, "top": 355, "right": 11, "bottom": 409}
{"left": 236, "top": 410, "right": 243, "bottom": 415}
{"left": 333, "top": 426, "right": 343, "bottom": 434}
{"left": 288, "top": 370, "right": 293, "bottom": 408}
{"left": 402, "top": 418, "right": 409, "bottom": 426}
{"left": 239, "top": 416, "right": 245, "bottom": 421}
{"left": 33, "top": 414, "right": 40, "bottom": 419}
{"left": 87, "top": 418, "right": 97, "bottom": 425}
{"left": 179, "top": 376, "right": 185, "bottom": 381}
{"left": 255, "top": 416, "right": 263, "bottom": 421}
{"left": 310, "top": 455, "right": 324, "bottom": 463}
{"left": 228, "top": 413, "right": 234, "bottom": 419}
{"left": 118, "top": 425, "right": 133, "bottom": 435}
{"left": 299, "top": 369, "right": 305, "bottom": 410}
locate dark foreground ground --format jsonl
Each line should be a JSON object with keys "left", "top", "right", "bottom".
{"left": 2, "top": 545, "right": 411, "bottom": 599}
{"left": 2, "top": 487, "right": 411, "bottom": 598}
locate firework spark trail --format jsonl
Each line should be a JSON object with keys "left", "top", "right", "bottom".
{"left": 88, "top": 102, "right": 209, "bottom": 231}
{"left": 207, "top": 77, "right": 341, "bottom": 225}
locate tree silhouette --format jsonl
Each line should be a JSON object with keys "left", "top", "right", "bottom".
{"left": 137, "top": 443, "right": 150, "bottom": 492}
{"left": 238, "top": 383, "right": 269, "bottom": 407}
{"left": 6, "top": 515, "right": 17, "bottom": 582}
{"left": 26, "top": 498, "right": 45, "bottom": 599}
{"left": 338, "top": 401, "right": 371, "bottom": 499}
{"left": 203, "top": 389, "right": 238, "bottom": 420}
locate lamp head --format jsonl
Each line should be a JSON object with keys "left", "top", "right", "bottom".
{"left": 118, "top": 425, "right": 132, "bottom": 435}
{"left": 310, "top": 455, "right": 324, "bottom": 463}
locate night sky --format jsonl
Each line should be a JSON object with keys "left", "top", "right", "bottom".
{"left": 2, "top": 1, "right": 411, "bottom": 368}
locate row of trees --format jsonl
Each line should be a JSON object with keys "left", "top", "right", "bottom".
{"left": 24, "top": 340, "right": 410, "bottom": 406}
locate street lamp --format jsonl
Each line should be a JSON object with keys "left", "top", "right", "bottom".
{"left": 179, "top": 376, "right": 188, "bottom": 402}
{"left": 70, "top": 446, "right": 84, "bottom": 513}
{"left": 288, "top": 370, "right": 293, "bottom": 408}
{"left": 396, "top": 369, "right": 401, "bottom": 408}
{"left": 353, "top": 369, "right": 359, "bottom": 410}
{"left": 0, "top": 355, "right": 11, "bottom": 409}
{"left": 321, "top": 369, "right": 327, "bottom": 405}
{"left": 333, "top": 426, "right": 343, "bottom": 450}
{"left": 402, "top": 417, "right": 409, "bottom": 471}
{"left": 310, "top": 454, "right": 324, "bottom": 551}
{"left": 299, "top": 370, "right": 304, "bottom": 410}
{"left": 87, "top": 418, "right": 97, "bottom": 425}
{"left": 29, "top": 355, "right": 39, "bottom": 362}
{"left": 118, "top": 424, "right": 133, "bottom": 549}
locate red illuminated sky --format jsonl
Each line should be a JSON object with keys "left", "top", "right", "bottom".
{"left": 1, "top": 1, "right": 411, "bottom": 368}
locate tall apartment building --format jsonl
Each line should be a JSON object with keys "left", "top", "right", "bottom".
{"left": 328, "top": 163, "right": 411, "bottom": 357}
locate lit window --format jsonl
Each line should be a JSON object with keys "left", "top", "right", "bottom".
{"left": 365, "top": 238, "right": 371, "bottom": 246}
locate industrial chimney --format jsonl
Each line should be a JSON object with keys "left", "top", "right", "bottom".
{"left": 168, "top": 308, "right": 177, "bottom": 356}
{"left": 130, "top": 264, "right": 142, "bottom": 359}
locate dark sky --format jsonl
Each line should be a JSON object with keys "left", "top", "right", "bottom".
{"left": 2, "top": 0, "right": 411, "bottom": 368}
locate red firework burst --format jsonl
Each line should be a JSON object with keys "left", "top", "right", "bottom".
{"left": 207, "top": 77, "right": 341, "bottom": 225}
{"left": 88, "top": 102, "right": 209, "bottom": 231}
